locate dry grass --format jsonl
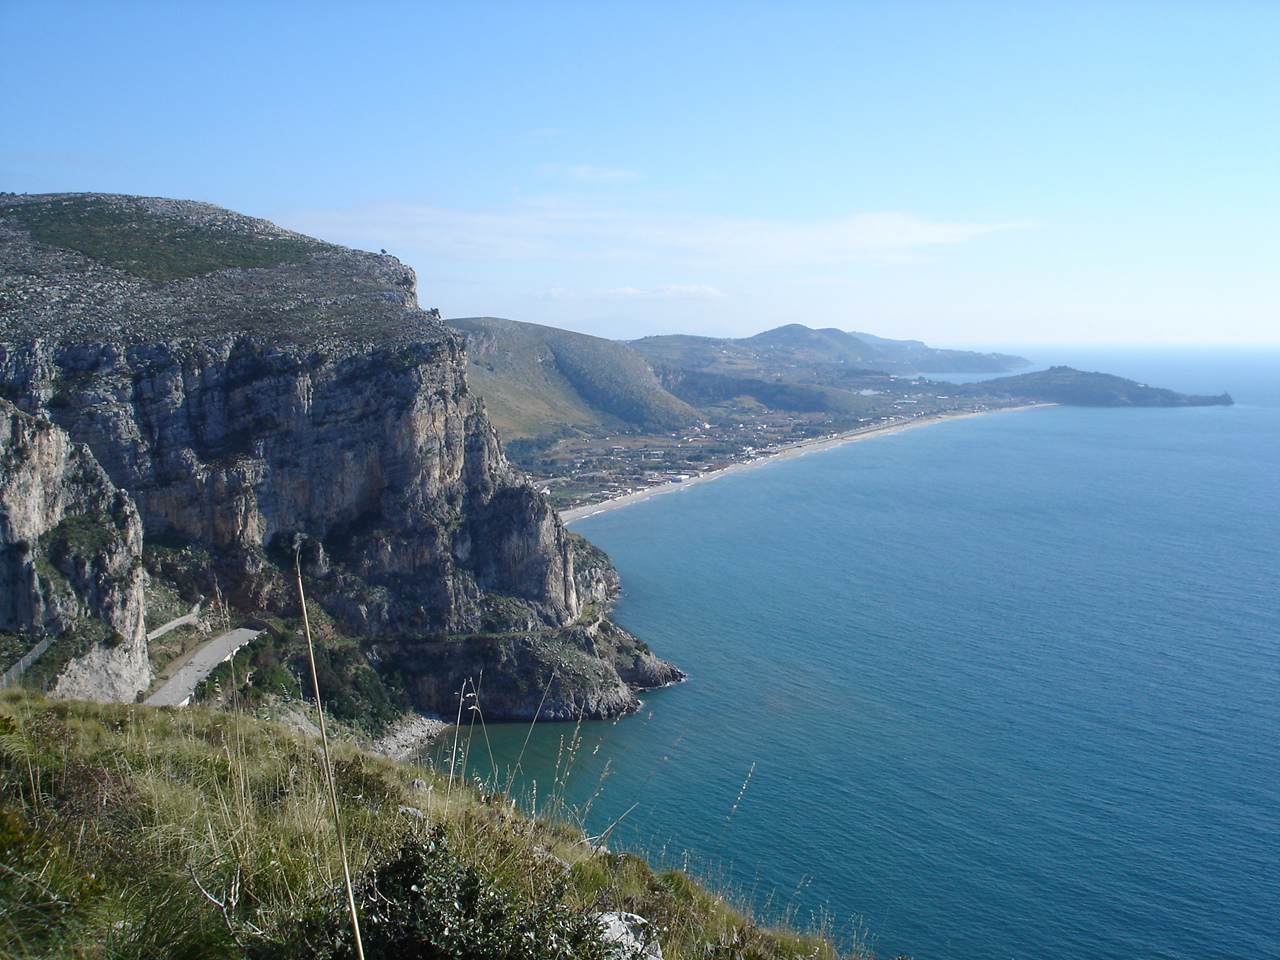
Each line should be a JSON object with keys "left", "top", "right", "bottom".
{"left": 0, "top": 690, "right": 859, "bottom": 960}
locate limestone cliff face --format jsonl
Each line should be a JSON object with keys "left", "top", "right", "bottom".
{"left": 0, "top": 192, "right": 679, "bottom": 718}
{"left": 0, "top": 335, "right": 580, "bottom": 637}
{"left": 0, "top": 400, "right": 149, "bottom": 700}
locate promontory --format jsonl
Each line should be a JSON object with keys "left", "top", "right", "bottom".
{"left": 0, "top": 192, "right": 681, "bottom": 718}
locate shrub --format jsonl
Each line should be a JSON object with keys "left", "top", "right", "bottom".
{"left": 274, "top": 827, "right": 610, "bottom": 960}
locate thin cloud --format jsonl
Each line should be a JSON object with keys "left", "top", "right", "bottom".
{"left": 276, "top": 198, "right": 1031, "bottom": 272}
{"left": 603, "top": 284, "right": 728, "bottom": 300}
{"left": 540, "top": 164, "right": 642, "bottom": 183}
{"left": 543, "top": 285, "right": 726, "bottom": 301}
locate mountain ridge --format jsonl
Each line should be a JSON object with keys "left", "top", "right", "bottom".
{"left": 629, "top": 324, "right": 1030, "bottom": 377}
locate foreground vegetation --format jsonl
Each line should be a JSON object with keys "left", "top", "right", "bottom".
{"left": 0, "top": 690, "right": 858, "bottom": 959}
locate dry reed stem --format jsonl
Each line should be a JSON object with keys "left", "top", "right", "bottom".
{"left": 295, "top": 548, "right": 365, "bottom": 960}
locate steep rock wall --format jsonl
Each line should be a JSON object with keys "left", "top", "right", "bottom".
{"left": 0, "top": 192, "right": 679, "bottom": 718}
{"left": 0, "top": 335, "right": 580, "bottom": 637}
{"left": 0, "top": 400, "right": 149, "bottom": 700}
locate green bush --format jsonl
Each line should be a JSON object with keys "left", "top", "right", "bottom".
{"left": 295, "top": 642, "right": 410, "bottom": 736}
{"left": 275, "top": 828, "right": 609, "bottom": 960}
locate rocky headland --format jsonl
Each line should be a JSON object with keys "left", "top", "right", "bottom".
{"left": 0, "top": 192, "right": 681, "bottom": 716}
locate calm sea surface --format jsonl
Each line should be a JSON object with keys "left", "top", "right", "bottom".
{"left": 437, "top": 347, "right": 1279, "bottom": 960}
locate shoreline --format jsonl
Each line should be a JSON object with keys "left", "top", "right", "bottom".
{"left": 560, "top": 404, "right": 1046, "bottom": 525}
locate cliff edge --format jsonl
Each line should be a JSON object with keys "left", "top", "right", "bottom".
{"left": 0, "top": 192, "right": 681, "bottom": 716}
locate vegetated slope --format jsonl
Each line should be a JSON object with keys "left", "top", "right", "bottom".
{"left": 627, "top": 327, "right": 881, "bottom": 381}
{"left": 0, "top": 690, "right": 847, "bottom": 960}
{"left": 447, "top": 318, "right": 886, "bottom": 447}
{"left": 652, "top": 363, "right": 874, "bottom": 416}
{"left": 973, "top": 366, "right": 1233, "bottom": 406}
{"left": 3, "top": 193, "right": 331, "bottom": 281}
{"left": 448, "top": 316, "right": 701, "bottom": 438}
{"left": 743, "top": 324, "right": 896, "bottom": 370}
{"left": 0, "top": 193, "right": 680, "bottom": 718}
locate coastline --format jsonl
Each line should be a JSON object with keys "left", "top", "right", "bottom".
{"left": 560, "top": 404, "right": 1046, "bottom": 525}
{"left": 370, "top": 712, "right": 450, "bottom": 761}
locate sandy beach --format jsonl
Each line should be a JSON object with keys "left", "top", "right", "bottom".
{"left": 559, "top": 405, "right": 1044, "bottom": 525}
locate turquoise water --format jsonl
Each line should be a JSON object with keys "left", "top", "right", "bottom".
{"left": 440, "top": 348, "right": 1279, "bottom": 960}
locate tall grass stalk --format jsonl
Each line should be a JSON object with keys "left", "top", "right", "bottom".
{"left": 1, "top": 687, "right": 859, "bottom": 959}
{"left": 295, "top": 550, "right": 365, "bottom": 960}
{"left": 503, "top": 665, "right": 559, "bottom": 797}
{"left": 712, "top": 760, "right": 756, "bottom": 857}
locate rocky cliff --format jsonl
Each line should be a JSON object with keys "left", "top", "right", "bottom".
{"left": 0, "top": 399, "right": 150, "bottom": 700}
{"left": 0, "top": 192, "right": 680, "bottom": 714}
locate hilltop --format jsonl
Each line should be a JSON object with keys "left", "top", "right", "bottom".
{"left": 629, "top": 324, "right": 1028, "bottom": 379}
{"left": 0, "top": 193, "right": 434, "bottom": 352}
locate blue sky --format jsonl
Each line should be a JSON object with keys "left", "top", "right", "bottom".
{"left": 3, "top": 0, "right": 1277, "bottom": 347}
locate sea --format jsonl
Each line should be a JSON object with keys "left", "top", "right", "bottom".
{"left": 434, "top": 347, "right": 1279, "bottom": 960}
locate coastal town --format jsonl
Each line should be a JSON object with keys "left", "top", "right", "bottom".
{"left": 511, "top": 387, "right": 1021, "bottom": 512}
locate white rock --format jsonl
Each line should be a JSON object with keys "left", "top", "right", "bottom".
{"left": 595, "top": 911, "right": 663, "bottom": 959}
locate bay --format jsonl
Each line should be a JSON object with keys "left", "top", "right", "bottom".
{"left": 438, "top": 347, "right": 1279, "bottom": 960}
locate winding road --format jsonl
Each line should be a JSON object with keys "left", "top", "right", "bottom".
{"left": 143, "top": 627, "right": 262, "bottom": 707}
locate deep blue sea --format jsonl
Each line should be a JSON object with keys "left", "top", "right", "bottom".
{"left": 439, "top": 347, "right": 1279, "bottom": 960}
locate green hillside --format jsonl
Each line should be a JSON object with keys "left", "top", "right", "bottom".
{"left": 848, "top": 332, "right": 1029, "bottom": 373}
{"left": 447, "top": 319, "right": 908, "bottom": 445}
{"left": 654, "top": 364, "right": 875, "bottom": 416}
{"left": 449, "top": 317, "right": 701, "bottom": 439}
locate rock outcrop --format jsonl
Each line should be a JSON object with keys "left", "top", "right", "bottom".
{"left": 388, "top": 611, "right": 684, "bottom": 722}
{"left": 0, "top": 399, "right": 150, "bottom": 700}
{"left": 0, "top": 192, "right": 681, "bottom": 716}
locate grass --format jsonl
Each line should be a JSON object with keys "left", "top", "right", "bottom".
{"left": 0, "top": 690, "right": 861, "bottom": 960}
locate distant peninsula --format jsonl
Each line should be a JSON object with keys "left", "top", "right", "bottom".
{"left": 973, "top": 365, "right": 1233, "bottom": 407}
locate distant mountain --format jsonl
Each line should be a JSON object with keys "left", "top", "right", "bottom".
{"left": 448, "top": 318, "right": 908, "bottom": 445}
{"left": 849, "top": 331, "right": 1030, "bottom": 373}
{"left": 448, "top": 318, "right": 1227, "bottom": 449}
{"left": 629, "top": 323, "right": 1029, "bottom": 378}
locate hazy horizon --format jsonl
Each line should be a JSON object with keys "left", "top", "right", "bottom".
{"left": 4, "top": 1, "right": 1276, "bottom": 347}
